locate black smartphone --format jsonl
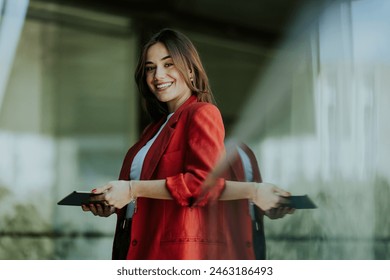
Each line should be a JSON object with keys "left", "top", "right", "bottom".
{"left": 57, "top": 191, "right": 104, "bottom": 206}
{"left": 283, "top": 195, "right": 317, "bottom": 209}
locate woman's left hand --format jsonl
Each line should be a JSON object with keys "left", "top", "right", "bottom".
{"left": 92, "top": 180, "right": 133, "bottom": 209}
{"left": 252, "top": 182, "right": 291, "bottom": 211}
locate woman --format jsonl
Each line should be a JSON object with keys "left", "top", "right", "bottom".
{"left": 226, "top": 142, "right": 294, "bottom": 260}
{"left": 82, "top": 28, "right": 290, "bottom": 260}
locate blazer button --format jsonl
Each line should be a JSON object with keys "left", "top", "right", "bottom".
{"left": 246, "top": 241, "right": 252, "bottom": 248}
{"left": 132, "top": 240, "right": 138, "bottom": 246}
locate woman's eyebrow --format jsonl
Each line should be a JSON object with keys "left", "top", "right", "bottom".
{"left": 146, "top": 55, "right": 172, "bottom": 65}
{"left": 161, "top": 55, "right": 171, "bottom": 61}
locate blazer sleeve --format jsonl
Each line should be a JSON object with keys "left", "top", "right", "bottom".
{"left": 165, "top": 103, "right": 226, "bottom": 207}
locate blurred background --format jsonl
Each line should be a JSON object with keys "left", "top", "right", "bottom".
{"left": 0, "top": 0, "right": 389, "bottom": 259}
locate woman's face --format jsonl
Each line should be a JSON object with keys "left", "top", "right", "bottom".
{"left": 145, "top": 42, "right": 192, "bottom": 113}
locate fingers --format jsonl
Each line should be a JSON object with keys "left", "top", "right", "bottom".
{"left": 81, "top": 182, "right": 123, "bottom": 216}
{"left": 253, "top": 183, "right": 296, "bottom": 214}
{"left": 92, "top": 184, "right": 111, "bottom": 195}
{"left": 95, "top": 204, "right": 105, "bottom": 216}
{"left": 91, "top": 182, "right": 121, "bottom": 207}
{"left": 82, "top": 203, "right": 115, "bottom": 217}
{"left": 90, "top": 184, "right": 112, "bottom": 206}
{"left": 278, "top": 207, "right": 294, "bottom": 217}
{"left": 265, "top": 206, "right": 295, "bottom": 219}
{"left": 95, "top": 203, "right": 114, "bottom": 217}
{"left": 278, "top": 196, "right": 291, "bottom": 205}
{"left": 270, "top": 192, "right": 289, "bottom": 209}
{"left": 269, "top": 192, "right": 293, "bottom": 211}
{"left": 273, "top": 186, "right": 291, "bottom": 197}
{"left": 84, "top": 203, "right": 98, "bottom": 215}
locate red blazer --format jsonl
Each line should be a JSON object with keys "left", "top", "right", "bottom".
{"left": 113, "top": 96, "right": 254, "bottom": 259}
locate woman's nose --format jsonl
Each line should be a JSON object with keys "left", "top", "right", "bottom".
{"left": 154, "top": 66, "right": 166, "bottom": 79}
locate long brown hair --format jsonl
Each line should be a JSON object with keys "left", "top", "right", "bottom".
{"left": 135, "top": 28, "right": 215, "bottom": 121}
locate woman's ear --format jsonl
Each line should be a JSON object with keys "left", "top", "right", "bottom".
{"left": 188, "top": 69, "right": 193, "bottom": 81}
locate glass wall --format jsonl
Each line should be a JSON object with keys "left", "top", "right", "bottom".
{"left": 232, "top": 0, "right": 390, "bottom": 259}
{"left": 0, "top": 0, "right": 138, "bottom": 259}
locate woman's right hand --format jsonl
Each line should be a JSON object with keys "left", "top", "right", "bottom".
{"left": 252, "top": 182, "right": 291, "bottom": 211}
{"left": 81, "top": 203, "right": 116, "bottom": 217}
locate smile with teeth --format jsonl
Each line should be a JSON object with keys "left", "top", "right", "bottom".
{"left": 156, "top": 82, "right": 173, "bottom": 90}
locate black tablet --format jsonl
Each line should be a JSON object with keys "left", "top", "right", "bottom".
{"left": 57, "top": 191, "right": 104, "bottom": 206}
{"left": 284, "top": 195, "right": 317, "bottom": 209}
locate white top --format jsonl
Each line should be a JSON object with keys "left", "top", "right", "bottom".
{"left": 126, "top": 113, "right": 174, "bottom": 218}
{"left": 237, "top": 146, "right": 254, "bottom": 182}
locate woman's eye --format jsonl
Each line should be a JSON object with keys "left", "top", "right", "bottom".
{"left": 164, "top": 63, "right": 174, "bottom": 67}
{"left": 145, "top": 66, "right": 155, "bottom": 72}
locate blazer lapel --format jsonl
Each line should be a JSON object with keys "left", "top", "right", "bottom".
{"left": 140, "top": 95, "right": 197, "bottom": 180}
{"left": 140, "top": 116, "right": 178, "bottom": 180}
{"left": 227, "top": 147, "right": 245, "bottom": 181}
{"left": 118, "top": 119, "right": 165, "bottom": 180}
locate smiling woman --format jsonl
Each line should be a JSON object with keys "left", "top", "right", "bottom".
{"left": 81, "top": 28, "right": 290, "bottom": 260}
{"left": 144, "top": 42, "right": 192, "bottom": 113}
{"left": 134, "top": 29, "right": 214, "bottom": 121}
